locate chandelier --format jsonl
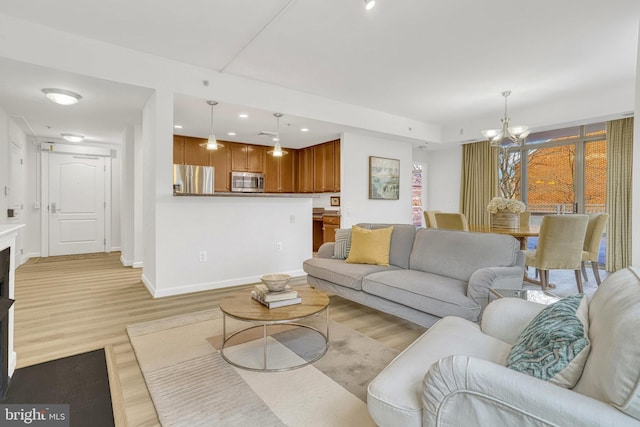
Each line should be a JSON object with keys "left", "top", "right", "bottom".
{"left": 267, "top": 113, "right": 288, "bottom": 157}
{"left": 481, "top": 91, "right": 530, "bottom": 148}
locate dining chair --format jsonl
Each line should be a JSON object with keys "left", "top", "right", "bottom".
{"left": 433, "top": 212, "right": 469, "bottom": 231}
{"left": 423, "top": 210, "right": 440, "bottom": 228}
{"left": 524, "top": 214, "right": 589, "bottom": 292}
{"left": 581, "top": 213, "right": 608, "bottom": 285}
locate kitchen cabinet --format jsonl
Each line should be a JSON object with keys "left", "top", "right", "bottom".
{"left": 184, "top": 137, "right": 209, "bottom": 166}
{"left": 209, "top": 141, "right": 231, "bottom": 192}
{"left": 231, "top": 143, "right": 264, "bottom": 172}
{"left": 297, "top": 147, "right": 314, "bottom": 193}
{"left": 173, "top": 135, "right": 185, "bottom": 164}
{"left": 334, "top": 140, "right": 340, "bottom": 191}
{"left": 174, "top": 136, "right": 230, "bottom": 192}
{"left": 322, "top": 215, "right": 340, "bottom": 243}
{"left": 313, "top": 141, "right": 335, "bottom": 192}
{"left": 265, "top": 150, "right": 295, "bottom": 193}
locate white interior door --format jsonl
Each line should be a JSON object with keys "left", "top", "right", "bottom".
{"left": 48, "top": 153, "right": 106, "bottom": 256}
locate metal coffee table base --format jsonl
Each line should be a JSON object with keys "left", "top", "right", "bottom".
{"left": 220, "top": 307, "right": 329, "bottom": 372}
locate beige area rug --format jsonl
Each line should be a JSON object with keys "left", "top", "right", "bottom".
{"left": 35, "top": 252, "right": 111, "bottom": 263}
{"left": 127, "top": 308, "right": 399, "bottom": 426}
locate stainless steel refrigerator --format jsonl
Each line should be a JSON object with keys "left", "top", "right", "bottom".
{"left": 173, "top": 164, "right": 214, "bottom": 194}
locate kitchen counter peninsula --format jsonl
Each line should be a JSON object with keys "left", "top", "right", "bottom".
{"left": 174, "top": 192, "right": 318, "bottom": 198}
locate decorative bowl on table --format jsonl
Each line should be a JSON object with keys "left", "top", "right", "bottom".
{"left": 260, "top": 273, "right": 291, "bottom": 292}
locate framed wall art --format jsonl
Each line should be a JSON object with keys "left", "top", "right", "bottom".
{"left": 330, "top": 196, "right": 341, "bottom": 206}
{"left": 369, "top": 156, "right": 400, "bottom": 200}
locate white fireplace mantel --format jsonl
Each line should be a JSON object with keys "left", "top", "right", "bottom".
{"left": 0, "top": 223, "right": 25, "bottom": 376}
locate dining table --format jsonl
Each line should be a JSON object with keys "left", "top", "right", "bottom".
{"left": 468, "top": 224, "right": 539, "bottom": 250}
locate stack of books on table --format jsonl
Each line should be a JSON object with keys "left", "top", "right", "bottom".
{"left": 251, "top": 284, "right": 301, "bottom": 309}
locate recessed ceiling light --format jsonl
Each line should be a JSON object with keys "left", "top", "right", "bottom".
{"left": 301, "top": 128, "right": 309, "bottom": 132}
{"left": 364, "top": 0, "right": 375, "bottom": 10}
{"left": 61, "top": 133, "right": 85, "bottom": 142}
{"left": 227, "top": 132, "right": 236, "bottom": 136}
{"left": 239, "top": 113, "right": 249, "bottom": 118}
{"left": 42, "top": 88, "right": 82, "bottom": 105}
{"left": 174, "top": 125, "right": 183, "bottom": 129}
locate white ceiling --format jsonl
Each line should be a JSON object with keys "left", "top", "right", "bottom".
{"left": 0, "top": 0, "right": 638, "bottom": 147}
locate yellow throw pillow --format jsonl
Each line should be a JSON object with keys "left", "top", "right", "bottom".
{"left": 345, "top": 226, "right": 393, "bottom": 266}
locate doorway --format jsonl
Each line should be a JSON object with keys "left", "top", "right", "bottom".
{"left": 40, "top": 144, "right": 112, "bottom": 257}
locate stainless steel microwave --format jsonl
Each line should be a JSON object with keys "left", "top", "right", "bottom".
{"left": 231, "top": 171, "right": 265, "bottom": 192}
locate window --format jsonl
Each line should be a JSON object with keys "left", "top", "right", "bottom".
{"left": 503, "top": 123, "right": 607, "bottom": 263}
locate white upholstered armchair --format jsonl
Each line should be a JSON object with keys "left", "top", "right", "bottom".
{"left": 367, "top": 267, "right": 640, "bottom": 427}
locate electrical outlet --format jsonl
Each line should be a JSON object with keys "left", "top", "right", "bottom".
{"left": 290, "top": 215, "right": 295, "bottom": 224}
{"left": 276, "top": 242, "right": 283, "bottom": 251}
{"left": 199, "top": 250, "right": 207, "bottom": 262}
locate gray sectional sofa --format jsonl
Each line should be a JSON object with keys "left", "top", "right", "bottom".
{"left": 303, "top": 224, "right": 525, "bottom": 327}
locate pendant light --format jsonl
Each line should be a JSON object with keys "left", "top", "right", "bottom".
{"left": 268, "top": 113, "right": 288, "bottom": 157}
{"left": 199, "top": 100, "right": 224, "bottom": 150}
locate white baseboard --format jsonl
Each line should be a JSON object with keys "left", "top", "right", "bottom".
{"left": 150, "top": 270, "right": 307, "bottom": 298}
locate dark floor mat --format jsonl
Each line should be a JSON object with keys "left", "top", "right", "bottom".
{"left": 1, "top": 349, "right": 114, "bottom": 427}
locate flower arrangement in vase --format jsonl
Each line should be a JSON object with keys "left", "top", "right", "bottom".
{"left": 487, "top": 197, "right": 526, "bottom": 229}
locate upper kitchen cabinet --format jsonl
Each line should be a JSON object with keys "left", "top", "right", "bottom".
{"left": 173, "top": 135, "right": 185, "bottom": 164}
{"left": 231, "top": 143, "right": 265, "bottom": 172}
{"left": 265, "top": 150, "right": 296, "bottom": 193}
{"left": 297, "top": 147, "right": 314, "bottom": 193}
{"left": 174, "top": 135, "right": 230, "bottom": 192}
{"left": 313, "top": 140, "right": 340, "bottom": 192}
{"left": 209, "top": 141, "right": 231, "bottom": 192}
{"left": 184, "top": 137, "right": 210, "bottom": 166}
{"left": 334, "top": 140, "right": 340, "bottom": 192}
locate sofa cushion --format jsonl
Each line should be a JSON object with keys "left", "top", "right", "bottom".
{"left": 346, "top": 226, "right": 393, "bottom": 266}
{"left": 409, "top": 228, "right": 519, "bottom": 282}
{"left": 362, "top": 269, "right": 480, "bottom": 321}
{"left": 506, "top": 294, "right": 590, "bottom": 388}
{"left": 367, "top": 316, "right": 512, "bottom": 427}
{"left": 302, "top": 257, "right": 399, "bottom": 291}
{"left": 332, "top": 228, "right": 351, "bottom": 260}
{"left": 356, "top": 223, "right": 416, "bottom": 269}
{"left": 573, "top": 267, "right": 640, "bottom": 420}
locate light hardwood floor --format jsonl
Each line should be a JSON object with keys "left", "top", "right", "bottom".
{"left": 14, "top": 252, "right": 426, "bottom": 427}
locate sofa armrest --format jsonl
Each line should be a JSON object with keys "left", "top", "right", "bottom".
{"left": 423, "top": 355, "right": 638, "bottom": 427}
{"left": 467, "top": 265, "right": 525, "bottom": 314}
{"left": 317, "top": 242, "right": 335, "bottom": 258}
{"left": 481, "top": 298, "right": 546, "bottom": 344}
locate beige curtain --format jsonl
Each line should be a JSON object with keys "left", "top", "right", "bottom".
{"left": 606, "top": 118, "right": 633, "bottom": 272}
{"left": 460, "top": 141, "right": 498, "bottom": 225}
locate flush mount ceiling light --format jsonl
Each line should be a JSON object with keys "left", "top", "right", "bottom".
{"left": 364, "top": 0, "right": 376, "bottom": 10}
{"left": 199, "top": 100, "right": 224, "bottom": 151}
{"left": 60, "top": 133, "right": 85, "bottom": 142}
{"left": 267, "top": 113, "right": 288, "bottom": 157}
{"left": 481, "top": 91, "right": 530, "bottom": 148}
{"left": 42, "top": 88, "right": 82, "bottom": 106}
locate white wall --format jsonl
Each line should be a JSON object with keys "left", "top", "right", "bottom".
{"left": 153, "top": 197, "right": 312, "bottom": 297}
{"left": 0, "top": 108, "right": 8, "bottom": 224}
{"left": 340, "top": 132, "right": 413, "bottom": 227}
{"left": 426, "top": 145, "right": 462, "bottom": 212}
{"left": 119, "top": 126, "right": 134, "bottom": 265}
{"left": 0, "top": 112, "right": 30, "bottom": 264}
{"left": 111, "top": 150, "right": 121, "bottom": 250}
{"left": 632, "top": 20, "right": 640, "bottom": 267}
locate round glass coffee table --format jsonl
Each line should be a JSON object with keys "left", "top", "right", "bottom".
{"left": 219, "top": 287, "right": 330, "bottom": 372}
